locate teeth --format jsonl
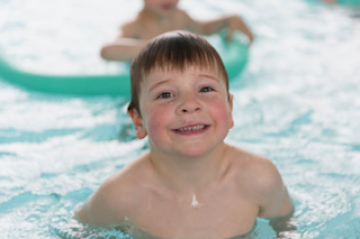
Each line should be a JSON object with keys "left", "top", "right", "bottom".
{"left": 178, "top": 125, "right": 205, "bottom": 132}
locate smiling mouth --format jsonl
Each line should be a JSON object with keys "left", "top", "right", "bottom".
{"left": 176, "top": 125, "right": 207, "bottom": 132}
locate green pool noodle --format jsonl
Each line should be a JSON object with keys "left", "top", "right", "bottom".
{"left": 0, "top": 32, "right": 248, "bottom": 97}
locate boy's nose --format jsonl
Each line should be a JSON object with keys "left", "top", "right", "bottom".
{"left": 180, "top": 106, "right": 201, "bottom": 113}
{"left": 177, "top": 96, "right": 201, "bottom": 114}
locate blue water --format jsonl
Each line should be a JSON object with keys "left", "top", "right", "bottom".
{"left": 1, "top": 0, "right": 360, "bottom": 238}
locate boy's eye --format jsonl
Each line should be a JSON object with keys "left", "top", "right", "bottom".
{"left": 158, "top": 92, "right": 174, "bottom": 98}
{"left": 200, "top": 86, "right": 214, "bottom": 93}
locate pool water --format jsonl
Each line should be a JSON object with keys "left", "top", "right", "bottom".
{"left": 1, "top": 0, "right": 360, "bottom": 238}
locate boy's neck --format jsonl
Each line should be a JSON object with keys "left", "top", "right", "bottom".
{"left": 148, "top": 143, "right": 231, "bottom": 194}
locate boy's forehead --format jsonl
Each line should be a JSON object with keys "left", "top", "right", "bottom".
{"left": 144, "top": 64, "right": 223, "bottom": 81}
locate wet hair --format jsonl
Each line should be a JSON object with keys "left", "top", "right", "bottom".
{"left": 128, "top": 30, "right": 229, "bottom": 116}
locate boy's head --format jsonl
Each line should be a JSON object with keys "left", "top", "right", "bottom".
{"left": 128, "top": 30, "right": 229, "bottom": 116}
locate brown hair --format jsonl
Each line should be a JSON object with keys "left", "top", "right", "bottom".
{"left": 128, "top": 30, "right": 229, "bottom": 116}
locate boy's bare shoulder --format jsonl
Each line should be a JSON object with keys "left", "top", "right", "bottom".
{"left": 176, "top": 8, "right": 192, "bottom": 18}
{"left": 119, "top": 15, "right": 143, "bottom": 38}
{"left": 228, "top": 146, "right": 293, "bottom": 218}
{"left": 175, "top": 9, "right": 195, "bottom": 25}
{"left": 103, "top": 152, "right": 154, "bottom": 204}
{"left": 228, "top": 145, "right": 284, "bottom": 196}
{"left": 78, "top": 153, "right": 153, "bottom": 225}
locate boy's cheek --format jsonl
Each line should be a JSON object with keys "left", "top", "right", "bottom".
{"left": 142, "top": 109, "right": 166, "bottom": 131}
{"left": 147, "top": 113, "right": 167, "bottom": 132}
{"left": 212, "top": 101, "right": 234, "bottom": 128}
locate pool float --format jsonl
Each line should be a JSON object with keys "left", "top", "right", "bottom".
{"left": 341, "top": 0, "right": 360, "bottom": 4}
{"left": 335, "top": 0, "right": 360, "bottom": 5}
{"left": 0, "top": 32, "right": 249, "bottom": 97}
{"left": 307, "top": 0, "right": 360, "bottom": 5}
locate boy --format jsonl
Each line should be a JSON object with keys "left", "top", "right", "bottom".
{"left": 100, "top": 0, "right": 254, "bottom": 62}
{"left": 76, "top": 31, "right": 293, "bottom": 239}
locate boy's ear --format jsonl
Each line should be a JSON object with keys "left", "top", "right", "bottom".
{"left": 228, "top": 93, "right": 234, "bottom": 128}
{"left": 128, "top": 109, "right": 147, "bottom": 139}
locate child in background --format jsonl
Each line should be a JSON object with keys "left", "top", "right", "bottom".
{"left": 321, "top": 0, "right": 336, "bottom": 3}
{"left": 100, "top": 0, "right": 254, "bottom": 62}
{"left": 76, "top": 31, "right": 293, "bottom": 239}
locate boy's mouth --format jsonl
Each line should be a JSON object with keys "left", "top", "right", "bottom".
{"left": 174, "top": 125, "right": 208, "bottom": 132}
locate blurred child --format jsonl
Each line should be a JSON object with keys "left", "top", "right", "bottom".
{"left": 76, "top": 31, "right": 293, "bottom": 239}
{"left": 321, "top": 0, "right": 337, "bottom": 4}
{"left": 100, "top": 0, "right": 254, "bottom": 62}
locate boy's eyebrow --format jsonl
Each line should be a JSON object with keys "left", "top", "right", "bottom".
{"left": 198, "top": 73, "right": 220, "bottom": 81}
{"left": 148, "top": 78, "right": 172, "bottom": 92}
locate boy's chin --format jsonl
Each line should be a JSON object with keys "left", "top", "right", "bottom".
{"left": 174, "top": 145, "right": 216, "bottom": 158}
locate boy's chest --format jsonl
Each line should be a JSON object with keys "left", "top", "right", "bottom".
{"left": 128, "top": 191, "right": 258, "bottom": 238}
{"left": 138, "top": 18, "right": 187, "bottom": 40}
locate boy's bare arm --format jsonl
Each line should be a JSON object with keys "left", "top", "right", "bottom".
{"left": 184, "top": 12, "right": 254, "bottom": 44}
{"left": 75, "top": 189, "right": 114, "bottom": 225}
{"left": 100, "top": 21, "right": 147, "bottom": 62}
{"left": 100, "top": 38, "right": 147, "bottom": 62}
{"left": 260, "top": 169, "right": 296, "bottom": 236}
{"left": 238, "top": 152, "right": 293, "bottom": 220}
{"left": 263, "top": 178, "right": 296, "bottom": 237}
{"left": 75, "top": 179, "right": 128, "bottom": 226}
{"left": 226, "top": 15, "right": 254, "bottom": 43}
{"left": 256, "top": 161, "right": 293, "bottom": 219}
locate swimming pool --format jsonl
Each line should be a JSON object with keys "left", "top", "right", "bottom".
{"left": 1, "top": 0, "right": 360, "bottom": 238}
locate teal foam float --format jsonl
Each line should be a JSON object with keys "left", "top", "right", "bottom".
{"left": 0, "top": 32, "right": 249, "bottom": 97}
{"left": 306, "top": 0, "right": 360, "bottom": 5}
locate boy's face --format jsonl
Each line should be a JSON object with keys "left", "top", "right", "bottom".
{"left": 129, "top": 66, "right": 234, "bottom": 158}
{"left": 144, "top": 0, "right": 179, "bottom": 17}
